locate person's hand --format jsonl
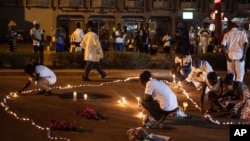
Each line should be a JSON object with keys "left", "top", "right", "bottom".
{"left": 220, "top": 101, "right": 229, "bottom": 108}
{"left": 239, "top": 55, "right": 245, "bottom": 62}
{"left": 197, "top": 72, "right": 202, "bottom": 77}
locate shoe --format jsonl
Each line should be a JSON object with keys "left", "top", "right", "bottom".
{"left": 36, "top": 90, "right": 46, "bottom": 95}
{"left": 82, "top": 77, "right": 91, "bottom": 81}
{"left": 44, "top": 90, "right": 53, "bottom": 96}
{"left": 176, "top": 108, "right": 191, "bottom": 119}
{"left": 101, "top": 73, "right": 107, "bottom": 79}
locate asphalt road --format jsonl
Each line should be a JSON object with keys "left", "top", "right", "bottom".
{"left": 1, "top": 70, "right": 249, "bottom": 141}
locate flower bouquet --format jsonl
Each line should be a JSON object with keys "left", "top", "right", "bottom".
{"left": 49, "top": 120, "right": 83, "bottom": 132}
{"left": 127, "top": 127, "right": 172, "bottom": 141}
{"left": 75, "top": 107, "right": 105, "bottom": 120}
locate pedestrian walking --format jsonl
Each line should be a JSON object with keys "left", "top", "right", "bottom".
{"left": 80, "top": 21, "right": 107, "bottom": 81}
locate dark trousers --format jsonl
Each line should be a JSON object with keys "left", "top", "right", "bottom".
{"left": 33, "top": 45, "right": 44, "bottom": 65}
{"left": 141, "top": 100, "right": 177, "bottom": 122}
{"left": 83, "top": 61, "right": 106, "bottom": 78}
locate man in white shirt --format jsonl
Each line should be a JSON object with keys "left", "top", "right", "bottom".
{"left": 71, "top": 22, "right": 84, "bottom": 52}
{"left": 80, "top": 21, "right": 106, "bottom": 81}
{"left": 18, "top": 63, "right": 56, "bottom": 95}
{"left": 184, "top": 58, "right": 213, "bottom": 90}
{"left": 172, "top": 52, "right": 192, "bottom": 79}
{"left": 139, "top": 71, "right": 190, "bottom": 128}
{"left": 221, "top": 22, "right": 248, "bottom": 82}
{"left": 30, "top": 21, "right": 44, "bottom": 64}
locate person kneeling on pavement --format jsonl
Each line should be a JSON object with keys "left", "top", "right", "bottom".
{"left": 183, "top": 57, "right": 213, "bottom": 91}
{"left": 139, "top": 71, "right": 191, "bottom": 128}
{"left": 200, "top": 71, "right": 223, "bottom": 114}
{"left": 17, "top": 63, "right": 56, "bottom": 95}
{"left": 219, "top": 73, "right": 250, "bottom": 119}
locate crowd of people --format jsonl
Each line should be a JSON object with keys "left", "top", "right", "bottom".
{"left": 8, "top": 19, "right": 250, "bottom": 128}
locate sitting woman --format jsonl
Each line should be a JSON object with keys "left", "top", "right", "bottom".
{"left": 172, "top": 52, "right": 192, "bottom": 80}
{"left": 139, "top": 71, "right": 190, "bottom": 128}
{"left": 219, "top": 73, "right": 250, "bottom": 119}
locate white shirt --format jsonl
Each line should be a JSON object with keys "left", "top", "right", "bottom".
{"left": 35, "top": 65, "right": 56, "bottom": 85}
{"left": 221, "top": 28, "right": 248, "bottom": 60}
{"left": 72, "top": 28, "right": 84, "bottom": 43}
{"left": 175, "top": 55, "right": 192, "bottom": 67}
{"left": 186, "top": 60, "right": 213, "bottom": 82}
{"left": 205, "top": 77, "right": 222, "bottom": 95}
{"left": 80, "top": 31, "right": 103, "bottom": 62}
{"left": 30, "top": 28, "right": 43, "bottom": 46}
{"left": 145, "top": 79, "right": 178, "bottom": 111}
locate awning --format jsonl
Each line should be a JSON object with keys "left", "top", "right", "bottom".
{"left": 57, "top": 15, "right": 84, "bottom": 20}
{"left": 88, "top": 15, "right": 115, "bottom": 21}
{"left": 149, "top": 16, "right": 170, "bottom": 21}
{"left": 121, "top": 16, "right": 145, "bottom": 22}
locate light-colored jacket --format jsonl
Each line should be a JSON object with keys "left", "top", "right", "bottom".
{"left": 80, "top": 31, "right": 103, "bottom": 62}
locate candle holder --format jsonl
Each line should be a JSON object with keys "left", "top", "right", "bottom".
{"left": 73, "top": 91, "right": 77, "bottom": 101}
{"left": 136, "top": 97, "right": 141, "bottom": 107}
{"left": 84, "top": 94, "right": 88, "bottom": 101}
{"left": 183, "top": 102, "right": 188, "bottom": 111}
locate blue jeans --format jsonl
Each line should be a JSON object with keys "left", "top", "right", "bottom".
{"left": 114, "top": 43, "right": 124, "bottom": 51}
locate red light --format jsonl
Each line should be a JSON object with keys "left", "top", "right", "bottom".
{"left": 214, "top": 0, "right": 221, "bottom": 4}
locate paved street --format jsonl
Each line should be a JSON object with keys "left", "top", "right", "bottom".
{"left": 1, "top": 69, "right": 250, "bottom": 141}
{"left": 1, "top": 43, "right": 250, "bottom": 141}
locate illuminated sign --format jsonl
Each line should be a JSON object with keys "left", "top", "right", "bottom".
{"left": 214, "top": 0, "right": 221, "bottom": 4}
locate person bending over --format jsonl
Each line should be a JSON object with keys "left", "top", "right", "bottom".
{"left": 139, "top": 71, "right": 190, "bottom": 128}
{"left": 201, "top": 71, "right": 223, "bottom": 114}
{"left": 18, "top": 63, "right": 56, "bottom": 95}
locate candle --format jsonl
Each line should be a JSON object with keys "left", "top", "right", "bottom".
{"left": 183, "top": 102, "right": 188, "bottom": 111}
{"left": 136, "top": 97, "right": 141, "bottom": 107}
{"left": 73, "top": 91, "right": 77, "bottom": 101}
{"left": 172, "top": 74, "right": 176, "bottom": 84}
{"left": 122, "top": 97, "right": 126, "bottom": 104}
{"left": 84, "top": 94, "right": 88, "bottom": 100}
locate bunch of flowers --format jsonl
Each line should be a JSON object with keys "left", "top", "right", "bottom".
{"left": 127, "top": 127, "right": 150, "bottom": 141}
{"left": 49, "top": 120, "right": 83, "bottom": 132}
{"left": 75, "top": 107, "right": 104, "bottom": 120}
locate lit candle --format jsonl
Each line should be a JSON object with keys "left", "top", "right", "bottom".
{"left": 183, "top": 102, "right": 188, "bottom": 111}
{"left": 136, "top": 97, "right": 141, "bottom": 107}
{"left": 122, "top": 97, "right": 126, "bottom": 104}
{"left": 138, "top": 112, "right": 143, "bottom": 118}
{"left": 73, "top": 91, "right": 77, "bottom": 101}
{"left": 117, "top": 100, "right": 121, "bottom": 103}
{"left": 178, "top": 81, "right": 181, "bottom": 88}
{"left": 84, "top": 94, "right": 88, "bottom": 100}
{"left": 172, "top": 74, "right": 176, "bottom": 84}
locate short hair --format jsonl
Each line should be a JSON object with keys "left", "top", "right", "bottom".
{"left": 24, "top": 64, "right": 35, "bottom": 75}
{"left": 86, "top": 21, "right": 94, "bottom": 28}
{"left": 139, "top": 71, "right": 151, "bottom": 83}
{"left": 223, "top": 73, "right": 234, "bottom": 85}
{"left": 207, "top": 72, "right": 217, "bottom": 81}
{"left": 76, "top": 22, "right": 81, "bottom": 28}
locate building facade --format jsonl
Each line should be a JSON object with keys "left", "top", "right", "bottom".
{"left": 0, "top": 0, "right": 250, "bottom": 43}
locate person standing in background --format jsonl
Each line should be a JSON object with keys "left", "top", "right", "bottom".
{"left": 197, "top": 22, "right": 210, "bottom": 54}
{"left": 112, "top": 23, "right": 124, "bottom": 51}
{"left": 139, "top": 23, "right": 150, "bottom": 53}
{"left": 6, "top": 20, "right": 17, "bottom": 52}
{"left": 99, "top": 22, "right": 110, "bottom": 52}
{"left": 54, "top": 25, "right": 66, "bottom": 52}
{"left": 71, "top": 22, "right": 84, "bottom": 52}
{"left": 221, "top": 22, "right": 248, "bottom": 82}
{"left": 189, "top": 24, "right": 197, "bottom": 54}
{"left": 162, "top": 31, "right": 171, "bottom": 53}
{"left": 243, "top": 23, "right": 250, "bottom": 72}
{"left": 30, "top": 21, "right": 44, "bottom": 64}
{"left": 122, "top": 26, "right": 130, "bottom": 51}
{"left": 80, "top": 21, "right": 107, "bottom": 81}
